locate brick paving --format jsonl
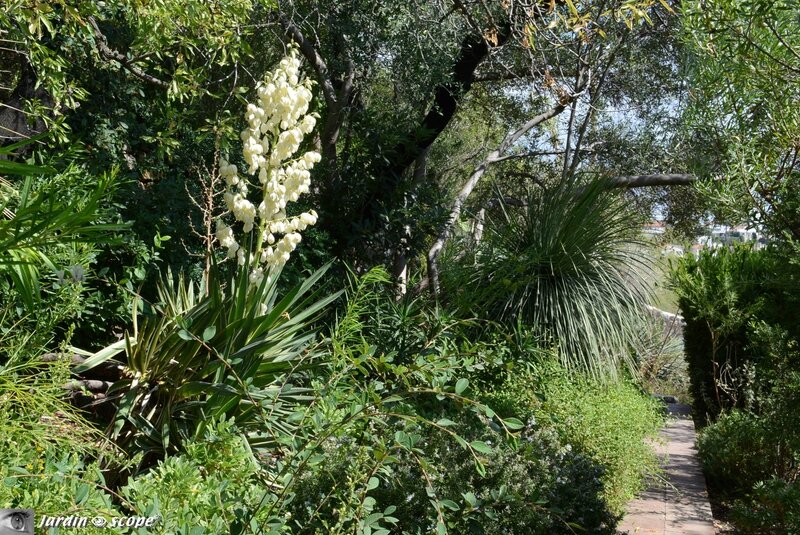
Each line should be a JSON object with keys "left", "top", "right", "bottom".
{"left": 618, "top": 403, "right": 716, "bottom": 535}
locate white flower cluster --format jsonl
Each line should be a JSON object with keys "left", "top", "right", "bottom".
{"left": 215, "top": 48, "right": 320, "bottom": 282}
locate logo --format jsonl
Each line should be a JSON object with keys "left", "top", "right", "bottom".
{"left": 0, "top": 509, "right": 34, "bottom": 534}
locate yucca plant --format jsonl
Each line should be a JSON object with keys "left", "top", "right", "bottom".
{"left": 72, "top": 47, "right": 339, "bottom": 464}
{"left": 444, "top": 178, "right": 654, "bottom": 377}
{"left": 74, "top": 259, "right": 340, "bottom": 463}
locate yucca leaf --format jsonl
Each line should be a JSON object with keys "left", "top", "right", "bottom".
{"left": 71, "top": 339, "right": 127, "bottom": 374}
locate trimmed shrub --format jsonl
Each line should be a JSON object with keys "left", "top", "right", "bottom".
{"left": 675, "top": 247, "right": 800, "bottom": 532}
{"left": 670, "top": 246, "right": 776, "bottom": 421}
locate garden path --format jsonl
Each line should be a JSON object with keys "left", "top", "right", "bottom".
{"left": 617, "top": 403, "right": 716, "bottom": 535}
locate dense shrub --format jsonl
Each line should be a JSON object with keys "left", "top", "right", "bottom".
{"left": 122, "top": 419, "right": 289, "bottom": 534}
{"left": 1, "top": 413, "right": 290, "bottom": 535}
{"left": 670, "top": 246, "right": 791, "bottom": 421}
{"left": 290, "top": 414, "right": 616, "bottom": 535}
{"left": 481, "top": 361, "right": 663, "bottom": 515}
{"left": 674, "top": 247, "right": 800, "bottom": 532}
{"left": 697, "top": 410, "right": 779, "bottom": 493}
{"left": 699, "top": 409, "right": 800, "bottom": 534}
{"left": 0, "top": 360, "right": 119, "bottom": 534}
{"left": 731, "top": 478, "right": 800, "bottom": 534}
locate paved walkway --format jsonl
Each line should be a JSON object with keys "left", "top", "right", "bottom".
{"left": 618, "top": 403, "right": 716, "bottom": 535}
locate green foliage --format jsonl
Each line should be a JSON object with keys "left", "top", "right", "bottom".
{"left": 699, "top": 409, "right": 800, "bottom": 533}
{"left": 0, "top": 357, "right": 104, "bottom": 460}
{"left": 481, "top": 360, "right": 663, "bottom": 515}
{"left": 292, "top": 416, "right": 616, "bottom": 535}
{"left": 635, "top": 314, "right": 691, "bottom": 402}
{"left": 670, "top": 246, "right": 786, "bottom": 420}
{"left": 698, "top": 410, "right": 776, "bottom": 494}
{"left": 0, "top": 4, "right": 710, "bottom": 532}
{"left": 444, "top": 178, "right": 653, "bottom": 377}
{"left": 730, "top": 478, "right": 800, "bottom": 534}
{"left": 0, "top": 162, "right": 121, "bottom": 312}
{"left": 122, "top": 419, "right": 289, "bottom": 535}
{"left": 74, "top": 262, "right": 340, "bottom": 462}
{"left": 284, "top": 284, "right": 587, "bottom": 534}
{"left": 0, "top": 359, "right": 118, "bottom": 531}
{"left": 676, "top": 245, "right": 800, "bottom": 532}
{"left": 1, "top": 0, "right": 263, "bottom": 141}
{"left": 682, "top": 0, "right": 800, "bottom": 237}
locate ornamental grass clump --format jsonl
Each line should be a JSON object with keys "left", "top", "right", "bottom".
{"left": 215, "top": 48, "right": 320, "bottom": 286}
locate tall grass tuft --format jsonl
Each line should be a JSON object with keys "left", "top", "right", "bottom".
{"left": 444, "top": 178, "right": 654, "bottom": 378}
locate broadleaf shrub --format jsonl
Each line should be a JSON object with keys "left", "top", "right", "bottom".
{"left": 480, "top": 360, "right": 663, "bottom": 515}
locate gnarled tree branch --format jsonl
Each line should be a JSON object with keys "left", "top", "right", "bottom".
{"left": 279, "top": 14, "right": 337, "bottom": 109}
{"left": 279, "top": 14, "right": 357, "bottom": 164}
{"left": 88, "top": 17, "right": 169, "bottom": 89}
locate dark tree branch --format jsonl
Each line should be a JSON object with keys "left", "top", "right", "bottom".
{"left": 474, "top": 69, "right": 533, "bottom": 82}
{"left": 607, "top": 173, "right": 697, "bottom": 188}
{"left": 278, "top": 14, "right": 337, "bottom": 108}
{"left": 503, "top": 171, "right": 546, "bottom": 189}
{"left": 484, "top": 195, "right": 527, "bottom": 209}
{"left": 491, "top": 141, "right": 604, "bottom": 163}
{"left": 765, "top": 18, "right": 800, "bottom": 65}
{"left": 568, "top": 36, "right": 624, "bottom": 177}
{"left": 392, "top": 26, "right": 512, "bottom": 170}
{"left": 88, "top": 17, "right": 169, "bottom": 88}
{"left": 279, "top": 13, "right": 357, "bottom": 164}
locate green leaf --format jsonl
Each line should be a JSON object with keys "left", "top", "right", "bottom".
{"left": 0, "top": 159, "right": 55, "bottom": 176}
{"left": 366, "top": 476, "right": 380, "bottom": 491}
{"left": 439, "top": 499, "right": 460, "bottom": 511}
{"left": 455, "top": 378, "right": 469, "bottom": 395}
{"left": 75, "top": 483, "right": 89, "bottom": 505}
{"left": 503, "top": 417, "right": 525, "bottom": 430}
{"left": 202, "top": 325, "right": 217, "bottom": 342}
{"left": 394, "top": 430, "right": 408, "bottom": 447}
{"left": 364, "top": 512, "right": 383, "bottom": 526}
{"left": 462, "top": 492, "right": 478, "bottom": 507}
{"left": 178, "top": 329, "right": 193, "bottom": 341}
{"left": 564, "top": 0, "right": 580, "bottom": 17}
{"left": 470, "top": 440, "right": 493, "bottom": 454}
{"left": 475, "top": 460, "right": 487, "bottom": 477}
{"left": 71, "top": 339, "right": 127, "bottom": 374}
